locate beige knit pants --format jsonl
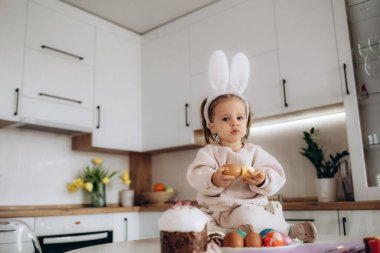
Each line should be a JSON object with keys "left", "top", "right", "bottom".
{"left": 211, "top": 204, "right": 291, "bottom": 234}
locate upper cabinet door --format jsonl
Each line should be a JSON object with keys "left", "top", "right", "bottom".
{"left": 189, "top": 0, "right": 278, "bottom": 128}
{"left": 190, "top": 0, "right": 277, "bottom": 75}
{"left": 246, "top": 52, "right": 283, "bottom": 119}
{"left": 93, "top": 28, "right": 142, "bottom": 151}
{"left": 26, "top": 1, "right": 95, "bottom": 66}
{"left": 275, "top": 0, "right": 343, "bottom": 113}
{"left": 20, "top": 1, "right": 95, "bottom": 132}
{"left": 142, "top": 29, "right": 192, "bottom": 151}
{"left": 0, "top": 0, "right": 27, "bottom": 123}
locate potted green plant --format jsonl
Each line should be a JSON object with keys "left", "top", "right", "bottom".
{"left": 300, "top": 127, "right": 349, "bottom": 202}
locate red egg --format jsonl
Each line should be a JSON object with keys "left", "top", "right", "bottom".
{"left": 263, "top": 231, "right": 284, "bottom": 247}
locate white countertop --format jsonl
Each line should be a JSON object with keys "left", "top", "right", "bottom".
{"left": 67, "top": 235, "right": 364, "bottom": 253}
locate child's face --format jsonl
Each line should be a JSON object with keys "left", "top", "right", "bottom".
{"left": 208, "top": 97, "right": 247, "bottom": 149}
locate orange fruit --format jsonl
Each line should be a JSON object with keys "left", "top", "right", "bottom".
{"left": 153, "top": 183, "right": 165, "bottom": 192}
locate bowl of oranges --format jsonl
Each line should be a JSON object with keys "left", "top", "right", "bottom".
{"left": 142, "top": 183, "right": 175, "bottom": 204}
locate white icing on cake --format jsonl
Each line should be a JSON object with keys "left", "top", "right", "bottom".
{"left": 158, "top": 206, "right": 209, "bottom": 232}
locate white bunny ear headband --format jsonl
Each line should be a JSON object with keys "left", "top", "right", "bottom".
{"left": 204, "top": 50, "right": 250, "bottom": 126}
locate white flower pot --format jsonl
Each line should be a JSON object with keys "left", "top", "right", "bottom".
{"left": 120, "top": 189, "right": 134, "bottom": 207}
{"left": 314, "top": 178, "right": 337, "bottom": 202}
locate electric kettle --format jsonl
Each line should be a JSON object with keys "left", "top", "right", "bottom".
{"left": 0, "top": 219, "right": 42, "bottom": 253}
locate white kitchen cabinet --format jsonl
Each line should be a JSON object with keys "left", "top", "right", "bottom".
{"left": 113, "top": 212, "right": 140, "bottom": 242}
{"left": 0, "top": 0, "right": 26, "bottom": 124}
{"left": 142, "top": 29, "right": 193, "bottom": 150}
{"left": 20, "top": 1, "right": 95, "bottom": 132}
{"left": 26, "top": 1, "right": 94, "bottom": 66}
{"left": 93, "top": 28, "right": 142, "bottom": 151}
{"left": 189, "top": 0, "right": 277, "bottom": 75}
{"left": 246, "top": 52, "right": 283, "bottom": 119}
{"left": 274, "top": 0, "right": 344, "bottom": 113}
{"left": 283, "top": 210, "right": 340, "bottom": 235}
{"left": 138, "top": 212, "right": 162, "bottom": 239}
{"left": 189, "top": 0, "right": 279, "bottom": 127}
{"left": 338, "top": 210, "right": 380, "bottom": 237}
{"left": 340, "top": 0, "right": 380, "bottom": 200}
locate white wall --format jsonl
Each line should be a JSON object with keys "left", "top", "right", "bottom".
{"left": 0, "top": 128, "right": 129, "bottom": 206}
{"left": 152, "top": 112, "right": 348, "bottom": 201}
{"left": 0, "top": 112, "right": 348, "bottom": 206}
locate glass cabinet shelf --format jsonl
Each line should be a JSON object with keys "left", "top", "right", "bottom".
{"left": 359, "top": 91, "right": 380, "bottom": 106}
{"left": 364, "top": 142, "right": 380, "bottom": 151}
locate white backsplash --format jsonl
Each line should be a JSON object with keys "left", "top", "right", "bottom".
{"left": 0, "top": 128, "right": 129, "bottom": 206}
{"left": 0, "top": 112, "right": 348, "bottom": 206}
{"left": 152, "top": 112, "right": 348, "bottom": 201}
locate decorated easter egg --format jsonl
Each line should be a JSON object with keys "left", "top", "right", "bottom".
{"left": 236, "top": 229, "right": 246, "bottom": 238}
{"left": 263, "top": 231, "right": 284, "bottom": 247}
{"left": 259, "top": 228, "right": 274, "bottom": 239}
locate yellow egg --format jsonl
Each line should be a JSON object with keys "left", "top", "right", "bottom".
{"left": 222, "top": 164, "right": 242, "bottom": 178}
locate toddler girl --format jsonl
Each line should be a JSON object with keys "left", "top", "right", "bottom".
{"left": 187, "top": 51, "right": 317, "bottom": 243}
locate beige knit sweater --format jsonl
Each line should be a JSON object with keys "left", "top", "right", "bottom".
{"left": 187, "top": 143, "right": 286, "bottom": 213}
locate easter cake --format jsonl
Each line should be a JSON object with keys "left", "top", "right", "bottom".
{"left": 158, "top": 201, "right": 209, "bottom": 253}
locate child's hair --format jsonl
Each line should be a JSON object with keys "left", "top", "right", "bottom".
{"left": 201, "top": 94, "right": 252, "bottom": 145}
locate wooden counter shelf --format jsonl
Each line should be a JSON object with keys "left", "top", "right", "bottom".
{"left": 1, "top": 201, "right": 379, "bottom": 218}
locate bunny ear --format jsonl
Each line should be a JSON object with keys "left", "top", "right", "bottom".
{"left": 208, "top": 50, "right": 229, "bottom": 92}
{"left": 229, "top": 52, "right": 250, "bottom": 94}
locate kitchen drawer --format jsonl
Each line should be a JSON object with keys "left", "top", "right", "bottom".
{"left": 35, "top": 214, "right": 113, "bottom": 236}
{"left": 26, "top": 1, "right": 95, "bottom": 66}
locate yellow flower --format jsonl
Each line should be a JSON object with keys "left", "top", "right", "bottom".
{"left": 91, "top": 158, "right": 103, "bottom": 166}
{"left": 73, "top": 178, "right": 84, "bottom": 188}
{"left": 66, "top": 159, "right": 117, "bottom": 197}
{"left": 67, "top": 183, "right": 78, "bottom": 193}
{"left": 102, "top": 177, "right": 110, "bottom": 185}
{"left": 83, "top": 182, "right": 93, "bottom": 192}
{"left": 120, "top": 170, "right": 132, "bottom": 185}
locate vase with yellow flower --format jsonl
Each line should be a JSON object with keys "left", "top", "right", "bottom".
{"left": 67, "top": 158, "right": 118, "bottom": 207}
{"left": 120, "top": 170, "right": 134, "bottom": 207}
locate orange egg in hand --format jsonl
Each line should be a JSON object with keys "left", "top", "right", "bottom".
{"left": 222, "top": 164, "right": 242, "bottom": 177}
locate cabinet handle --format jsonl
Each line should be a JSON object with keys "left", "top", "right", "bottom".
{"left": 96, "top": 106, "right": 101, "bottom": 129}
{"left": 285, "top": 219, "right": 315, "bottom": 222}
{"left": 14, "top": 88, "right": 19, "bottom": 116}
{"left": 343, "top": 64, "right": 350, "bottom": 95}
{"left": 282, "top": 79, "right": 288, "bottom": 107}
{"left": 124, "top": 218, "right": 128, "bottom": 241}
{"left": 41, "top": 45, "right": 84, "bottom": 61}
{"left": 342, "top": 217, "right": 347, "bottom": 236}
{"left": 185, "top": 103, "right": 190, "bottom": 127}
{"left": 38, "top": 92, "right": 82, "bottom": 104}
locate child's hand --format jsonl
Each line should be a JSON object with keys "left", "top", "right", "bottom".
{"left": 243, "top": 170, "right": 266, "bottom": 187}
{"left": 212, "top": 166, "right": 235, "bottom": 188}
